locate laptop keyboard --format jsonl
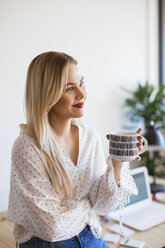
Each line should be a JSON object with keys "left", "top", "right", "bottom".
{"left": 122, "top": 202, "right": 165, "bottom": 230}
{"left": 110, "top": 166, "right": 165, "bottom": 231}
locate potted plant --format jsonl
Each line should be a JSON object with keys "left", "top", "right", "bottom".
{"left": 123, "top": 81, "right": 165, "bottom": 178}
{"left": 123, "top": 81, "right": 165, "bottom": 145}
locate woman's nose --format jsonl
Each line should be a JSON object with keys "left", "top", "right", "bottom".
{"left": 76, "top": 87, "right": 86, "bottom": 100}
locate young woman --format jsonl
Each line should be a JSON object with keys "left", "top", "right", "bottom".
{"left": 7, "top": 51, "right": 142, "bottom": 248}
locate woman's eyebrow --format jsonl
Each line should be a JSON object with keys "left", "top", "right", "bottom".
{"left": 67, "top": 76, "right": 84, "bottom": 86}
{"left": 80, "top": 76, "right": 84, "bottom": 81}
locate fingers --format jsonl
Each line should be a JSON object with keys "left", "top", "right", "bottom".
{"left": 136, "top": 128, "right": 143, "bottom": 148}
{"left": 136, "top": 129, "right": 143, "bottom": 158}
{"left": 136, "top": 128, "right": 142, "bottom": 134}
{"left": 138, "top": 136, "right": 143, "bottom": 148}
{"left": 136, "top": 156, "right": 141, "bottom": 161}
{"left": 138, "top": 143, "right": 143, "bottom": 153}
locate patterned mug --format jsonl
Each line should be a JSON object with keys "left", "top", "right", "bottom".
{"left": 109, "top": 131, "right": 148, "bottom": 162}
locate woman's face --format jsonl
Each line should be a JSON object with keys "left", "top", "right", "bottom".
{"left": 51, "top": 63, "right": 87, "bottom": 120}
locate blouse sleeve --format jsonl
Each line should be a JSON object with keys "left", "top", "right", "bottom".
{"left": 7, "top": 136, "right": 85, "bottom": 241}
{"left": 89, "top": 133, "right": 138, "bottom": 216}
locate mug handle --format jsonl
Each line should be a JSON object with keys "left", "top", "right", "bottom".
{"left": 139, "top": 136, "right": 148, "bottom": 154}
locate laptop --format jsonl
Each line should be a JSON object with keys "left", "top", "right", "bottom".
{"left": 110, "top": 166, "right": 165, "bottom": 231}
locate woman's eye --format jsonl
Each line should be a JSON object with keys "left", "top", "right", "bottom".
{"left": 65, "top": 82, "right": 85, "bottom": 92}
{"left": 65, "top": 87, "right": 74, "bottom": 92}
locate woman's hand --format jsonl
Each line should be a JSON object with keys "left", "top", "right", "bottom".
{"left": 106, "top": 128, "right": 143, "bottom": 187}
{"left": 136, "top": 128, "right": 143, "bottom": 161}
{"left": 106, "top": 127, "right": 143, "bottom": 161}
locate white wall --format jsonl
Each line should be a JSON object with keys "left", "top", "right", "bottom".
{"left": 0, "top": 0, "right": 158, "bottom": 212}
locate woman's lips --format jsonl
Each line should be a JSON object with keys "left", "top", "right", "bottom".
{"left": 72, "top": 102, "right": 84, "bottom": 108}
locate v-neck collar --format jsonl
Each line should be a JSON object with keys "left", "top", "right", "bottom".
{"left": 62, "top": 121, "right": 82, "bottom": 169}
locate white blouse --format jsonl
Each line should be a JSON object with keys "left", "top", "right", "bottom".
{"left": 7, "top": 121, "right": 138, "bottom": 244}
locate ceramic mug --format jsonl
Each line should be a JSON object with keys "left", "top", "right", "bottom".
{"left": 109, "top": 131, "right": 148, "bottom": 162}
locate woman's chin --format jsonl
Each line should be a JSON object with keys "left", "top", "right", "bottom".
{"left": 73, "top": 111, "right": 84, "bottom": 118}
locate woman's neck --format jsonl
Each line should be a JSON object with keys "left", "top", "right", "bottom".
{"left": 49, "top": 114, "right": 73, "bottom": 139}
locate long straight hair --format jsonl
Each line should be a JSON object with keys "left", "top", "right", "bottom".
{"left": 20, "top": 51, "right": 77, "bottom": 199}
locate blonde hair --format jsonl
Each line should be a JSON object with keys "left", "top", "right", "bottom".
{"left": 20, "top": 51, "right": 77, "bottom": 199}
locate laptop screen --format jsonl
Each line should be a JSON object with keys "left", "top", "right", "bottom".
{"left": 126, "top": 171, "right": 148, "bottom": 206}
{"left": 114, "top": 170, "right": 149, "bottom": 211}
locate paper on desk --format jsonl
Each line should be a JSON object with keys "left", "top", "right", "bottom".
{"left": 102, "top": 233, "right": 120, "bottom": 243}
{"left": 120, "top": 238, "right": 145, "bottom": 248}
{"left": 108, "top": 224, "right": 135, "bottom": 237}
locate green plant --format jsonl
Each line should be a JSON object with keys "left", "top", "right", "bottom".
{"left": 123, "top": 81, "right": 165, "bottom": 177}
{"left": 123, "top": 82, "right": 165, "bottom": 128}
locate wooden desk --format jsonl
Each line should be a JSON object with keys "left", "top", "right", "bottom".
{"left": 0, "top": 212, "right": 15, "bottom": 248}
{"left": 101, "top": 218, "right": 165, "bottom": 248}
